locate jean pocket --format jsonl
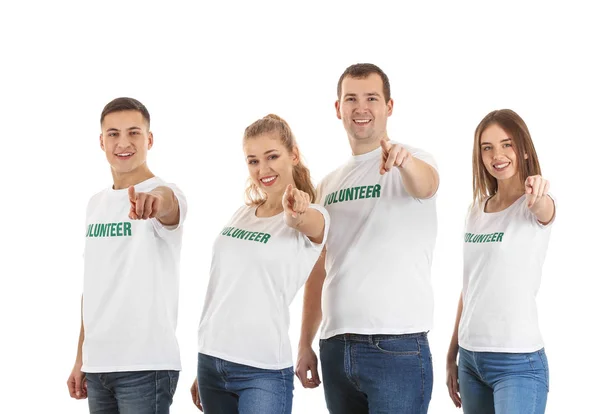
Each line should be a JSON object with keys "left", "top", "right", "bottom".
{"left": 538, "top": 350, "right": 550, "bottom": 392}
{"left": 526, "top": 351, "right": 549, "bottom": 392}
{"left": 168, "top": 371, "right": 179, "bottom": 397}
{"left": 373, "top": 338, "right": 420, "bottom": 355}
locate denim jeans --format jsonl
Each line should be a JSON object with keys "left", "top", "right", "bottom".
{"left": 85, "top": 370, "right": 179, "bottom": 414}
{"left": 458, "top": 347, "right": 549, "bottom": 414}
{"left": 319, "top": 332, "right": 433, "bottom": 414}
{"left": 196, "top": 353, "right": 294, "bottom": 414}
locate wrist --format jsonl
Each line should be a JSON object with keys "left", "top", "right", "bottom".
{"left": 528, "top": 194, "right": 549, "bottom": 211}
{"left": 298, "top": 339, "right": 314, "bottom": 350}
{"left": 284, "top": 213, "right": 303, "bottom": 228}
{"left": 398, "top": 153, "right": 415, "bottom": 171}
{"left": 152, "top": 192, "right": 171, "bottom": 218}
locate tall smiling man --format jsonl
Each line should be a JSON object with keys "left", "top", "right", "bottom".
{"left": 296, "top": 64, "right": 439, "bottom": 413}
{"left": 67, "top": 98, "right": 187, "bottom": 413}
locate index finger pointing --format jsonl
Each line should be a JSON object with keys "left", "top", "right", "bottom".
{"left": 128, "top": 186, "right": 136, "bottom": 202}
{"left": 285, "top": 185, "right": 297, "bottom": 204}
{"left": 380, "top": 138, "right": 392, "bottom": 152}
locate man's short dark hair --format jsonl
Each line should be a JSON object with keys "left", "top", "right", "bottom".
{"left": 100, "top": 97, "right": 150, "bottom": 127}
{"left": 337, "top": 63, "right": 391, "bottom": 103}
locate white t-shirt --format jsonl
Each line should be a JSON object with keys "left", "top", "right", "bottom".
{"left": 459, "top": 194, "right": 554, "bottom": 353}
{"left": 197, "top": 204, "right": 329, "bottom": 370}
{"left": 317, "top": 144, "right": 438, "bottom": 339}
{"left": 82, "top": 177, "right": 187, "bottom": 373}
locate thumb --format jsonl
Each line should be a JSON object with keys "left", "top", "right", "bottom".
{"left": 311, "top": 364, "right": 321, "bottom": 384}
{"left": 128, "top": 186, "right": 136, "bottom": 202}
{"left": 75, "top": 375, "right": 82, "bottom": 397}
{"left": 296, "top": 366, "right": 308, "bottom": 386}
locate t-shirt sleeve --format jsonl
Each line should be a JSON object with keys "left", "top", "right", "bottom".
{"left": 82, "top": 195, "right": 96, "bottom": 259}
{"left": 151, "top": 183, "right": 188, "bottom": 238}
{"left": 395, "top": 142, "right": 439, "bottom": 200}
{"left": 315, "top": 180, "right": 325, "bottom": 205}
{"left": 463, "top": 201, "right": 476, "bottom": 232}
{"left": 82, "top": 221, "right": 87, "bottom": 259}
{"left": 528, "top": 193, "right": 557, "bottom": 229}
{"left": 401, "top": 143, "right": 438, "bottom": 172}
{"left": 301, "top": 204, "right": 330, "bottom": 250}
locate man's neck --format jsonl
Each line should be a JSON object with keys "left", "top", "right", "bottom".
{"left": 348, "top": 132, "right": 389, "bottom": 156}
{"left": 111, "top": 164, "right": 155, "bottom": 190}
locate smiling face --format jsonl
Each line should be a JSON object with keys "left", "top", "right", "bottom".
{"left": 244, "top": 131, "right": 299, "bottom": 198}
{"left": 335, "top": 73, "right": 393, "bottom": 145}
{"left": 100, "top": 110, "right": 153, "bottom": 174}
{"left": 480, "top": 123, "right": 525, "bottom": 182}
{"left": 472, "top": 109, "right": 542, "bottom": 203}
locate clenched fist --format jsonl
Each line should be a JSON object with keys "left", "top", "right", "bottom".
{"left": 67, "top": 362, "right": 87, "bottom": 400}
{"left": 190, "top": 377, "right": 203, "bottom": 411}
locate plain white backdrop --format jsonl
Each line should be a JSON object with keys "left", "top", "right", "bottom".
{"left": 1, "top": 1, "right": 599, "bottom": 413}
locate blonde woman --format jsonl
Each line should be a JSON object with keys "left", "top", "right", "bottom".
{"left": 190, "top": 115, "right": 329, "bottom": 414}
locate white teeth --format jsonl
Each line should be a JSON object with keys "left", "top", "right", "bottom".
{"left": 261, "top": 176, "right": 276, "bottom": 183}
{"left": 494, "top": 162, "right": 509, "bottom": 169}
{"left": 355, "top": 120, "right": 370, "bottom": 124}
{"left": 117, "top": 153, "right": 133, "bottom": 157}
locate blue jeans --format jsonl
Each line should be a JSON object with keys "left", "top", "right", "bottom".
{"left": 458, "top": 347, "right": 549, "bottom": 414}
{"left": 319, "top": 332, "right": 433, "bottom": 414}
{"left": 196, "top": 353, "right": 294, "bottom": 414}
{"left": 85, "top": 370, "right": 179, "bottom": 413}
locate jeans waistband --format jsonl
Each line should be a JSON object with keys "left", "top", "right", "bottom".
{"left": 329, "top": 331, "right": 428, "bottom": 343}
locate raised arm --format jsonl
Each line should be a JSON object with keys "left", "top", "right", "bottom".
{"left": 127, "top": 185, "right": 181, "bottom": 226}
{"left": 379, "top": 139, "right": 439, "bottom": 199}
{"left": 525, "top": 175, "right": 555, "bottom": 225}
{"left": 282, "top": 185, "right": 326, "bottom": 244}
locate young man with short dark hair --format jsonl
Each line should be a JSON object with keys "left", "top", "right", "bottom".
{"left": 67, "top": 97, "right": 187, "bottom": 413}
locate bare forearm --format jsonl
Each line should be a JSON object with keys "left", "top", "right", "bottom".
{"left": 149, "top": 186, "right": 180, "bottom": 226}
{"left": 299, "top": 253, "right": 326, "bottom": 348}
{"left": 76, "top": 296, "right": 84, "bottom": 365}
{"left": 299, "top": 292, "right": 323, "bottom": 348}
{"left": 285, "top": 208, "right": 325, "bottom": 244}
{"left": 530, "top": 195, "right": 555, "bottom": 224}
{"left": 447, "top": 294, "right": 463, "bottom": 363}
{"left": 399, "top": 158, "right": 439, "bottom": 199}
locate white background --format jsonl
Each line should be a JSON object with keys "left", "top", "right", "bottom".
{"left": 1, "top": 1, "right": 598, "bottom": 413}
